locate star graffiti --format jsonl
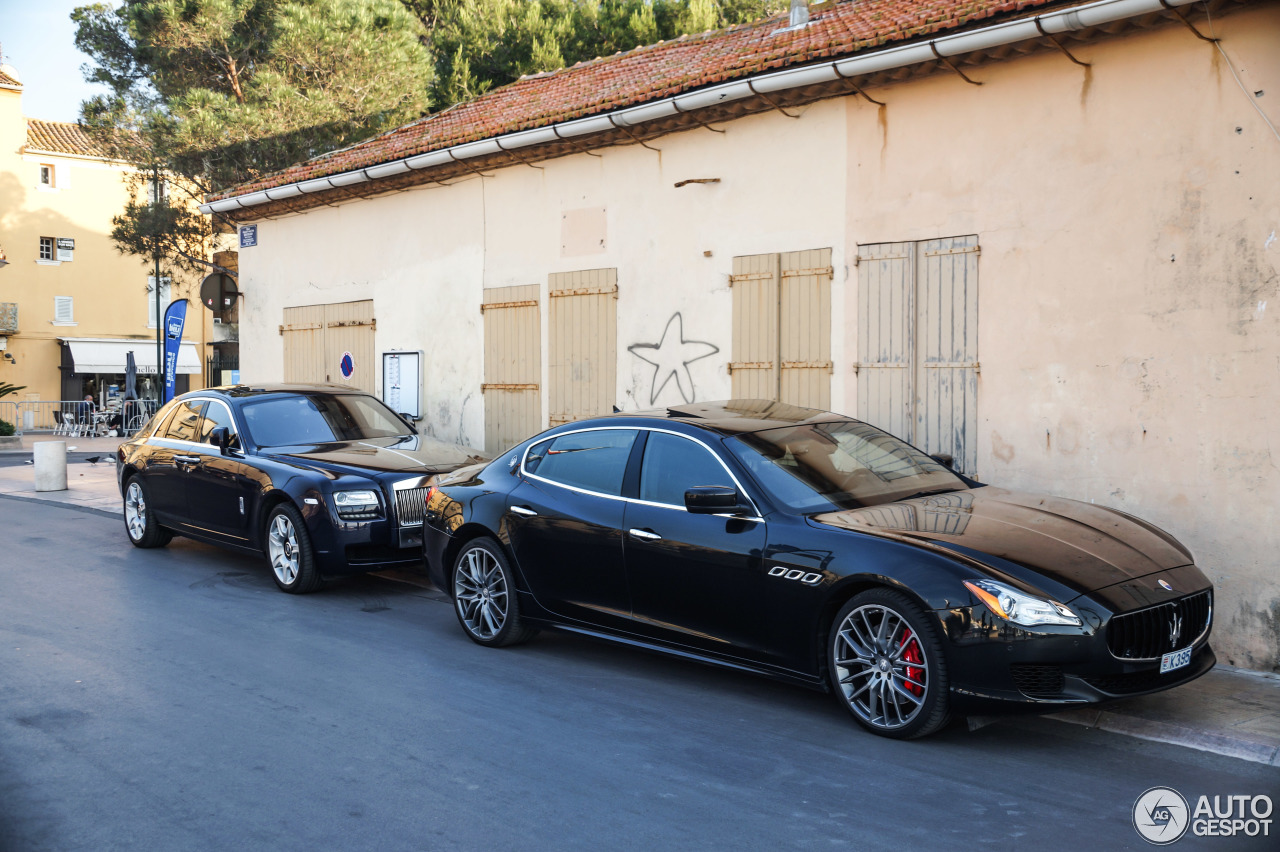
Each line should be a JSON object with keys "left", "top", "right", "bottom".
{"left": 627, "top": 313, "right": 720, "bottom": 405}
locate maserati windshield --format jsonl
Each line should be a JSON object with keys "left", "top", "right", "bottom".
{"left": 241, "top": 393, "right": 413, "bottom": 448}
{"left": 727, "top": 419, "right": 967, "bottom": 512}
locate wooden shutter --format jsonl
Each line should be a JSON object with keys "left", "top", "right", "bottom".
{"left": 281, "top": 305, "right": 327, "bottom": 385}
{"left": 856, "top": 237, "right": 979, "bottom": 475}
{"left": 281, "top": 300, "right": 376, "bottom": 392}
{"left": 779, "top": 248, "right": 833, "bottom": 409}
{"left": 548, "top": 269, "right": 617, "bottom": 426}
{"left": 323, "top": 300, "right": 376, "bottom": 393}
{"left": 482, "top": 284, "right": 541, "bottom": 452}
{"left": 729, "top": 253, "right": 780, "bottom": 400}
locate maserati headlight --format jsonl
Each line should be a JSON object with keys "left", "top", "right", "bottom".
{"left": 963, "top": 579, "right": 1081, "bottom": 627}
{"left": 333, "top": 489, "right": 381, "bottom": 520}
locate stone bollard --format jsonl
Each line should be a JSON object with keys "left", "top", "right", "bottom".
{"left": 34, "top": 441, "right": 68, "bottom": 492}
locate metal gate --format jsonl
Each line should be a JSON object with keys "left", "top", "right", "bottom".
{"left": 482, "top": 284, "right": 541, "bottom": 452}
{"left": 281, "top": 300, "right": 376, "bottom": 393}
{"left": 730, "top": 248, "right": 833, "bottom": 408}
{"left": 548, "top": 269, "right": 617, "bottom": 426}
{"left": 856, "top": 236, "right": 979, "bottom": 475}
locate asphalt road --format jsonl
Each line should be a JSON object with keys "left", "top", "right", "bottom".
{"left": 2, "top": 499, "right": 1277, "bottom": 852}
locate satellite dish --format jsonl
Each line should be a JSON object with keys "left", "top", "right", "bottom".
{"left": 199, "top": 272, "right": 239, "bottom": 311}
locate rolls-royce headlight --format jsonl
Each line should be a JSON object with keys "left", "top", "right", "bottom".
{"left": 333, "top": 489, "right": 381, "bottom": 520}
{"left": 963, "top": 579, "right": 1081, "bottom": 627}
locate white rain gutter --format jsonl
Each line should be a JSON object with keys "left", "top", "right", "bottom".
{"left": 200, "top": 0, "right": 1195, "bottom": 215}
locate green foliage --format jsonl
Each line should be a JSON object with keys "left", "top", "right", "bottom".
{"left": 0, "top": 419, "right": 14, "bottom": 437}
{"left": 0, "top": 382, "right": 27, "bottom": 400}
{"left": 73, "top": 0, "right": 434, "bottom": 190}
{"left": 409, "top": 0, "right": 785, "bottom": 107}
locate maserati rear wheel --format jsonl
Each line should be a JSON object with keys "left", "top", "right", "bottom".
{"left": 452, "top": 538, "right": 537, "bottom": 647}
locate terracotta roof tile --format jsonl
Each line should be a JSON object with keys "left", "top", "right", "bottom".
{"left": 216, "top": 0, "right": 1067, "bottom": 199}
{"left": 26, "top": 119, "right": 112, "bottom": 158}
{"left": 0, "top": 68, "right": 20, "bottom": 88}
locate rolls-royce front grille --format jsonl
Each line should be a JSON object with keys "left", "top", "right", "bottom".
{"left": 393, "top": 487, "right": 430, "bottom": 528}
{"left": 1106, "top": 590, "right": 1211, "bottom": 660}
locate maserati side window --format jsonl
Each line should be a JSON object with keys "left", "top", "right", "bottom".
{"left": 524, "top": 429, "right": 638, "bottom": 496}
{"left": 639, "top": 432, "right": 734, "bottom": 507}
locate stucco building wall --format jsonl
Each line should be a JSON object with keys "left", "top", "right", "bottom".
{"left": 235, "top": 6, "right": 1279, "bottom": 670}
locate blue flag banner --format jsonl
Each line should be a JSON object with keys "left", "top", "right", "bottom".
{"left": 162, "top": 299, "right": 189, "bottom": 404}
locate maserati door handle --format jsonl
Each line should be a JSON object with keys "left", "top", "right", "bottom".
{"left": 175, "top": 454, "right": 200, "bottom": 465}
{"left": 510, "top": 505, "right": 538, "bottom": 517}
{"left": 628, "top": 528, "right": 661, "bottom": 541}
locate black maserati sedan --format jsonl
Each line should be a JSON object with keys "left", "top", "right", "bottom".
{"left": 117, "top": 384, "right": 486, "bottom": 593}
{"left": 422, "top": 400, "right": 1214, "bottom": 739}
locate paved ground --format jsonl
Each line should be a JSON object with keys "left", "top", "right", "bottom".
{"left": 2, "top": 435, "right": 1279, "bottom": 771}
{"left": 2, "top": 499, "right": 1277, "bottom": 852}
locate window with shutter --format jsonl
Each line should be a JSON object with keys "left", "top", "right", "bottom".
{"left": 54, "top": 296, "right": 74, "bottom": 324}
{"left": 147, "top": 277, "right": 172, "bottom": 327}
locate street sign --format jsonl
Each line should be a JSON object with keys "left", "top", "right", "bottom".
{"left": 239, "top": 225, "right": 257, "bottom": 248}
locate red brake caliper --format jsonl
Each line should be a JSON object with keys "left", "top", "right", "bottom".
{"left": 899, "top": 628, "right": 924, "bottom": 697}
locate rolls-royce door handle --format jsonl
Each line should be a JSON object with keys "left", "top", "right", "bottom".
{"left": 175, "top": 454, "right": 201, "bottom": 465}
{"left": 628, "top": 528, "right": 662, "bottom": 541}
{"left": 510, "top": 505, "right": 538, "bottom": 517}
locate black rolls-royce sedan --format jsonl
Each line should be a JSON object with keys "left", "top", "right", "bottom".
{"left": 422, "top": 400, "right": 1214, "bottom": 739}
{"left": 117, "top": 384, "right": 486, "bottom": 593}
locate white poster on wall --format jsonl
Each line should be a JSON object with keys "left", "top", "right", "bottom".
{"left": 382, "top": 351, "right": 422, "bottom": 420}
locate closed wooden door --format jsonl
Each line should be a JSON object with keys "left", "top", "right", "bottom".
{"left": 548, "top": 269, "right": 617, "bottom": 426}
{"left": 482, "top": 284, "right": 541, "bottom": 452}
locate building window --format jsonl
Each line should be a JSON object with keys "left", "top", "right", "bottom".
{"left": 39, "top": 236, "right": 55, "bottom": 261}
{"left": 148, "top": 178, "right": 168, "bottom": 205}
{"left": 39, "top": 164, "right": 54, "bottom": 187}
{"left": 147, "top": 276, "right": 172, "bottom": 327}
{"left": 54, "top": 296, "right": 74, "bottom": 324}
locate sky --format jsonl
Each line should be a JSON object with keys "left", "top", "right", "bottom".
{"left": 1, "top": 0, "right": 107, "bottom": 123}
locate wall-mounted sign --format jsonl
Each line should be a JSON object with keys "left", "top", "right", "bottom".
{"left": 382, "top": 351, "right": 422, "bottom": 419}
{"left": 339, "top": 351, "right": 355, "bottom": 381}
{"left": 239, "top": 225, "right": 258, "bottom": 248}
{"left": 56, "top": 237, "right": 74, "bottom": 262}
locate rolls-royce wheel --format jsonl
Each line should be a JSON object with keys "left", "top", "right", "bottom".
{"left": 265, "top": 503, "right": 322, "bottom": 594}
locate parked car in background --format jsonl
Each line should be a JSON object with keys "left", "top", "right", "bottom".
{"left": 422, "top": 400, "right": 1214, "bottom": 739}
{"left": 117, "top": 384, "right": 486, "bottom": 593}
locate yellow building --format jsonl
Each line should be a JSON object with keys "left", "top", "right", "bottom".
{"left": 0, "top": 62, "right": 209, "bottom": 429}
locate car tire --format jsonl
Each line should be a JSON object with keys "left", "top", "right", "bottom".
{"left": 265, "top": 503, "right": 322, "bottom": 594}
{"left": 122, "top": 477, "right": 173, "bottom": 548}
{"left": 828, "top": 588, "right": 951, "bottom": 739}
{"left": 452, "top": 538, "right": 537, "bottom": 647}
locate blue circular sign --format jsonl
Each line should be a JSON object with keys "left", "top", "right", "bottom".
{"left": 339, "top": 352, "right": 354, "bottom": 380}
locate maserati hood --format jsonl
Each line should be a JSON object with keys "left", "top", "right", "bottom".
{"left": 810, "top": 487, "right": 1196, "bottom": 599}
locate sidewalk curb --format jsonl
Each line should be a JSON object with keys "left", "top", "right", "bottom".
{"left": 0, "top": 491, "right": 122, "bottom": 520}
{"left": 1046, "top": 707, "right": 1280, "bottom": 767}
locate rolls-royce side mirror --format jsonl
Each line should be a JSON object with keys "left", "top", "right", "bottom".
{"left": 209, "top": 426, "right": 232, "bottom": 455}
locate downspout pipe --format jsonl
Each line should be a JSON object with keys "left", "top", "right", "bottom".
{"left": 200, "top": 0, "right": 1197, "bottom": 215}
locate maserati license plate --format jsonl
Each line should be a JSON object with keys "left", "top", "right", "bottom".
{"left": 1160, "top": 646, "right": 1192, "bottom": 673}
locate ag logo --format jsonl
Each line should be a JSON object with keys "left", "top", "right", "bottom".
{"left": 767, "top": 566, "right": 821, "bottom": 585}
{"left": 1134, "top": 786, "right": 1190, "bottom": 845}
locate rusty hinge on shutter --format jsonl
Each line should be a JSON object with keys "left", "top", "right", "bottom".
{"left": 922, "top": 361, "right": 981, "bottom": 372}
{"left": 781, "top": 361, "right": 833, "bottom": 373}
{"left": 480, "top": 299, "right": 539, "bottom": 313}
{"left": 854, "top": 254, "right": 911, "bottom": 266}
{"left": 727, "top": 361, "right": 774, "bottom": 374}
{"left": 328, "top": 318, "right": 376, "bottom": 328}
{"left": 850, "top": 362, "right": 909, "bottom": 374}
{"left": 780, "top": 266, "right": 833, "bottom": 279}
{"left": 481, "top": 383, "right": 540, "bottom": 390}
{"left": 922, "top": 245, "right": 980, "bottom": 258}
{"left": 549, "top": 414, "right": 574, "bottom": 425}
{"left": 728, "top": 272, "right": 774, "bottom": 284}
{"left": 279, "top": 322, "right": 323, "bottom": 334}
{"left": 549, "top": 286, "right": 618, "bottom": 298}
